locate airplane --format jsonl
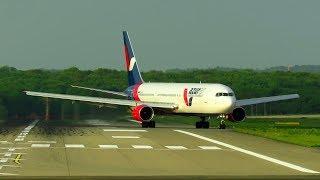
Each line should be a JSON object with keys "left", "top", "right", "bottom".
{"left": 24, "top": 31, "right": 300, "bottom": 129}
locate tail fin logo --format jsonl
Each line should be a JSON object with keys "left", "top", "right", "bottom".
{"left": 123, "top": 31, "right": 144, "bottom": 86}
{"left": 128, "top": 57, "right": 137, "bottom": 71}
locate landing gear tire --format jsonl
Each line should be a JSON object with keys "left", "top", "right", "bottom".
{"left": 219, "top": 120, "right": 226, "bottom": 129}
{"left": 141, "top": 121, "right": 149, "bottom": 128}
{"left": 149, "top": 121, "right": 156, "bottom": 128}
{"left": 195, "top": 121, "right": 210, "bottom": 129}
{"left": 196, "top": 121, "right": 202, "bottom": 128}
{"left": 203, "top": 121, "right": 209, "bottom": 129}
{"left": 141, "top": 121, "right": 156, "bottom": 128}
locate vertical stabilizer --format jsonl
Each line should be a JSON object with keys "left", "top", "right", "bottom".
{"left": 123, "top": 31, "right": 144, "bottom": 86}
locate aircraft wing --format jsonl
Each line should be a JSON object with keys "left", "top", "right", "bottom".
{"left": 71, "top": 85, "right": 127, "bottom": 97}
{"left": 235, "top": 94, "right": 299, "bottom": 107}
{"left": 24, "top": 91, "right": 177, "bottom": 109}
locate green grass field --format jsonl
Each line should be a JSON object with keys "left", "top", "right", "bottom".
{"left": 232, "top": 117, "right": 320, "bottom": 147}
{"left": 154, "top": 115, "right": 320, "bottom": 147}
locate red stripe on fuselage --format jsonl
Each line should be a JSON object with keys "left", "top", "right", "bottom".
{"left": 133, "top": 83, "right": 141, "bottom": 101}
{"left": 184, "top": 88, "right": 189, "bottom": 106}
{"left": 123, "top": 46, "right": 130, "bottom": 71}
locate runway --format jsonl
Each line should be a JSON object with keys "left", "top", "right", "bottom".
{"left": 0, "top": 119, "right": 319, "bottom": 178}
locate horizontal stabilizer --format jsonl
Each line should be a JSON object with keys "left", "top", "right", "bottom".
{"left": 236, "top": 94, "right": 299, "bottom": 107}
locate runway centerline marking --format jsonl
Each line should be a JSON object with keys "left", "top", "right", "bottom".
{"left": 28, "top": 141, "right": 56, "bottom": 144}
{"left": 132, "top": 145, "right": 153, "bottom": 149}
{"left": 104, "top": 129, "right": 147, "bottom": 132}
{"left": 175, "top": 130, "right": 319, "bottom": 174}
{"left": 31, "top": 144, "right": 50, "bottom": 148}
{"left": 65, "top": 144, "right": 85, "bottom": 148}
{"left": 112, "top": 136, "right": 140, "bottom": 139}
{"left": 165, "top": 146, "right": 188, "bottom": 150}
{"left": 99, "top": 145, "right": 118, "bottom": 149}
{"left": 198, "top": 146, "right": 221, "bottom": 150}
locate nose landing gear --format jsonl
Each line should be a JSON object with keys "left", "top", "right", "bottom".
{"left": 219, "top": 119, "right": 226, "bottom": 129}
{"left": 217, "top": 114, "right": 227, "bottom": 129}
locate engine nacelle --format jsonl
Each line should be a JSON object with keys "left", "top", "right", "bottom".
{"left": 132, "top": 105, "right": 154, "bottom": 122}
{"left": 227, "top": 107, "right": 246, "bottom": 122}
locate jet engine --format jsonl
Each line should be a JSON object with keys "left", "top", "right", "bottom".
{"left": 131, "top": 105, "right": 154, "bottom": 122}
{"left": 227, "top": 107, "right": 246, "bottom": 122}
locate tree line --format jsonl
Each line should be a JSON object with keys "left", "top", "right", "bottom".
{"left": 0, "top": 66, "right": 319, "bottom": 121}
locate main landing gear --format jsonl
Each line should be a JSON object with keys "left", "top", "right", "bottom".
{"left": 195, "top": 117, "right": 210, "bottom": 129}
{"left": 141, "top": 121, "right": 156, "bottom": 128}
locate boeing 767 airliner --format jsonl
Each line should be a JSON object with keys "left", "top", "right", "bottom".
{"left": 25, "top": 31, "right": 299, "bottom": 128}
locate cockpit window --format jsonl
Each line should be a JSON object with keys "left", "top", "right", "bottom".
{"left": 228, "top": 93, "right": 234, "bottom": 96}
{"left": 223, "top": 93, "right": 228, "bottom": 96}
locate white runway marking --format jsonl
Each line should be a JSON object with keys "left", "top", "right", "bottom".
{"left": 0, "top": 172, "right": 18, "bottom": 176}
{"left": 99, "top": 145, "right": 118, "bottom": 149}
{"left": 65, "top": 144, "right": 85, "bottom": 148}
{"left": 132, "top": 145, "right": 153, "bottom": 149}
{"left": 0, "top": 158, "right": 8, "bottom": 163}
{"left": 0, "top": 153, "right": 25, "bottom": 155}
{"left": 198, "top": 146, "right": 221, "bottom": 150}
{"left": 112, "top": 136, "right": 140, "bottom": 139}
{"left": 0, "top": 165, "right": 20, "bottom": 171}
{"left": 0, "top": 141, "right": 11, "bottom": 144}
{"left": 1, "top": 147, "right": 26, "bottom": 151}
{"left": 13, "top": 120, "right": 39, "bottom": 142}
{"left": 104, "top": 129, "right": 147, "bottom": 132}
{"left": 165, "top": 146, "right": 188, "bottom": 150}
{"left": 4, "top": 153, "right": 12, "bottom": 157}
{"left": 31, "top": 144, "right": 51, "bottom": 148}
{"left": 28, "top": 141, "right": 56, "bottom": 144}
{"left": 175, "top": 130, "right": 320, "bottom": 174}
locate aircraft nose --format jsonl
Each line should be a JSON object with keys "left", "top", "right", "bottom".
{"left": 225, "top": 97, "right": 235, "bottom": 111}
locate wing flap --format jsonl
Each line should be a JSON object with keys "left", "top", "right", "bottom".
{"left": 25, "top": 91, "right": 177, "bottom": 109}
{"left": 236, "top": 94, "right": 299, "bottom": 107}
{"left": 71, "top": 85, "right": 127, "bottom": 97}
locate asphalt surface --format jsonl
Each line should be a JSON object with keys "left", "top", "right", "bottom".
{"left": 0, "top": 119, "right": 320, "bottom": 178}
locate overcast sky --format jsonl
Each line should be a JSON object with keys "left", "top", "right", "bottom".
{"left": 0, "top": 0, "right": 319, "bottom": 71}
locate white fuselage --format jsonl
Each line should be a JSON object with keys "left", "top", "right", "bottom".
{"left": 135, "top": 83, "right": 236, "bottom": 114}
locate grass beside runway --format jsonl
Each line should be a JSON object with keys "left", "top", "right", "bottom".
{"left": 154, "top": 115, "right": 320, "bottom": 147}
{"left": 232, "top": 117, "right": 320, "bottom": 147}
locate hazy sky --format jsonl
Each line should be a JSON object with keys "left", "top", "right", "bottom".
{"left": 0, "top": 0, "right": 319, "bottom": 71}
